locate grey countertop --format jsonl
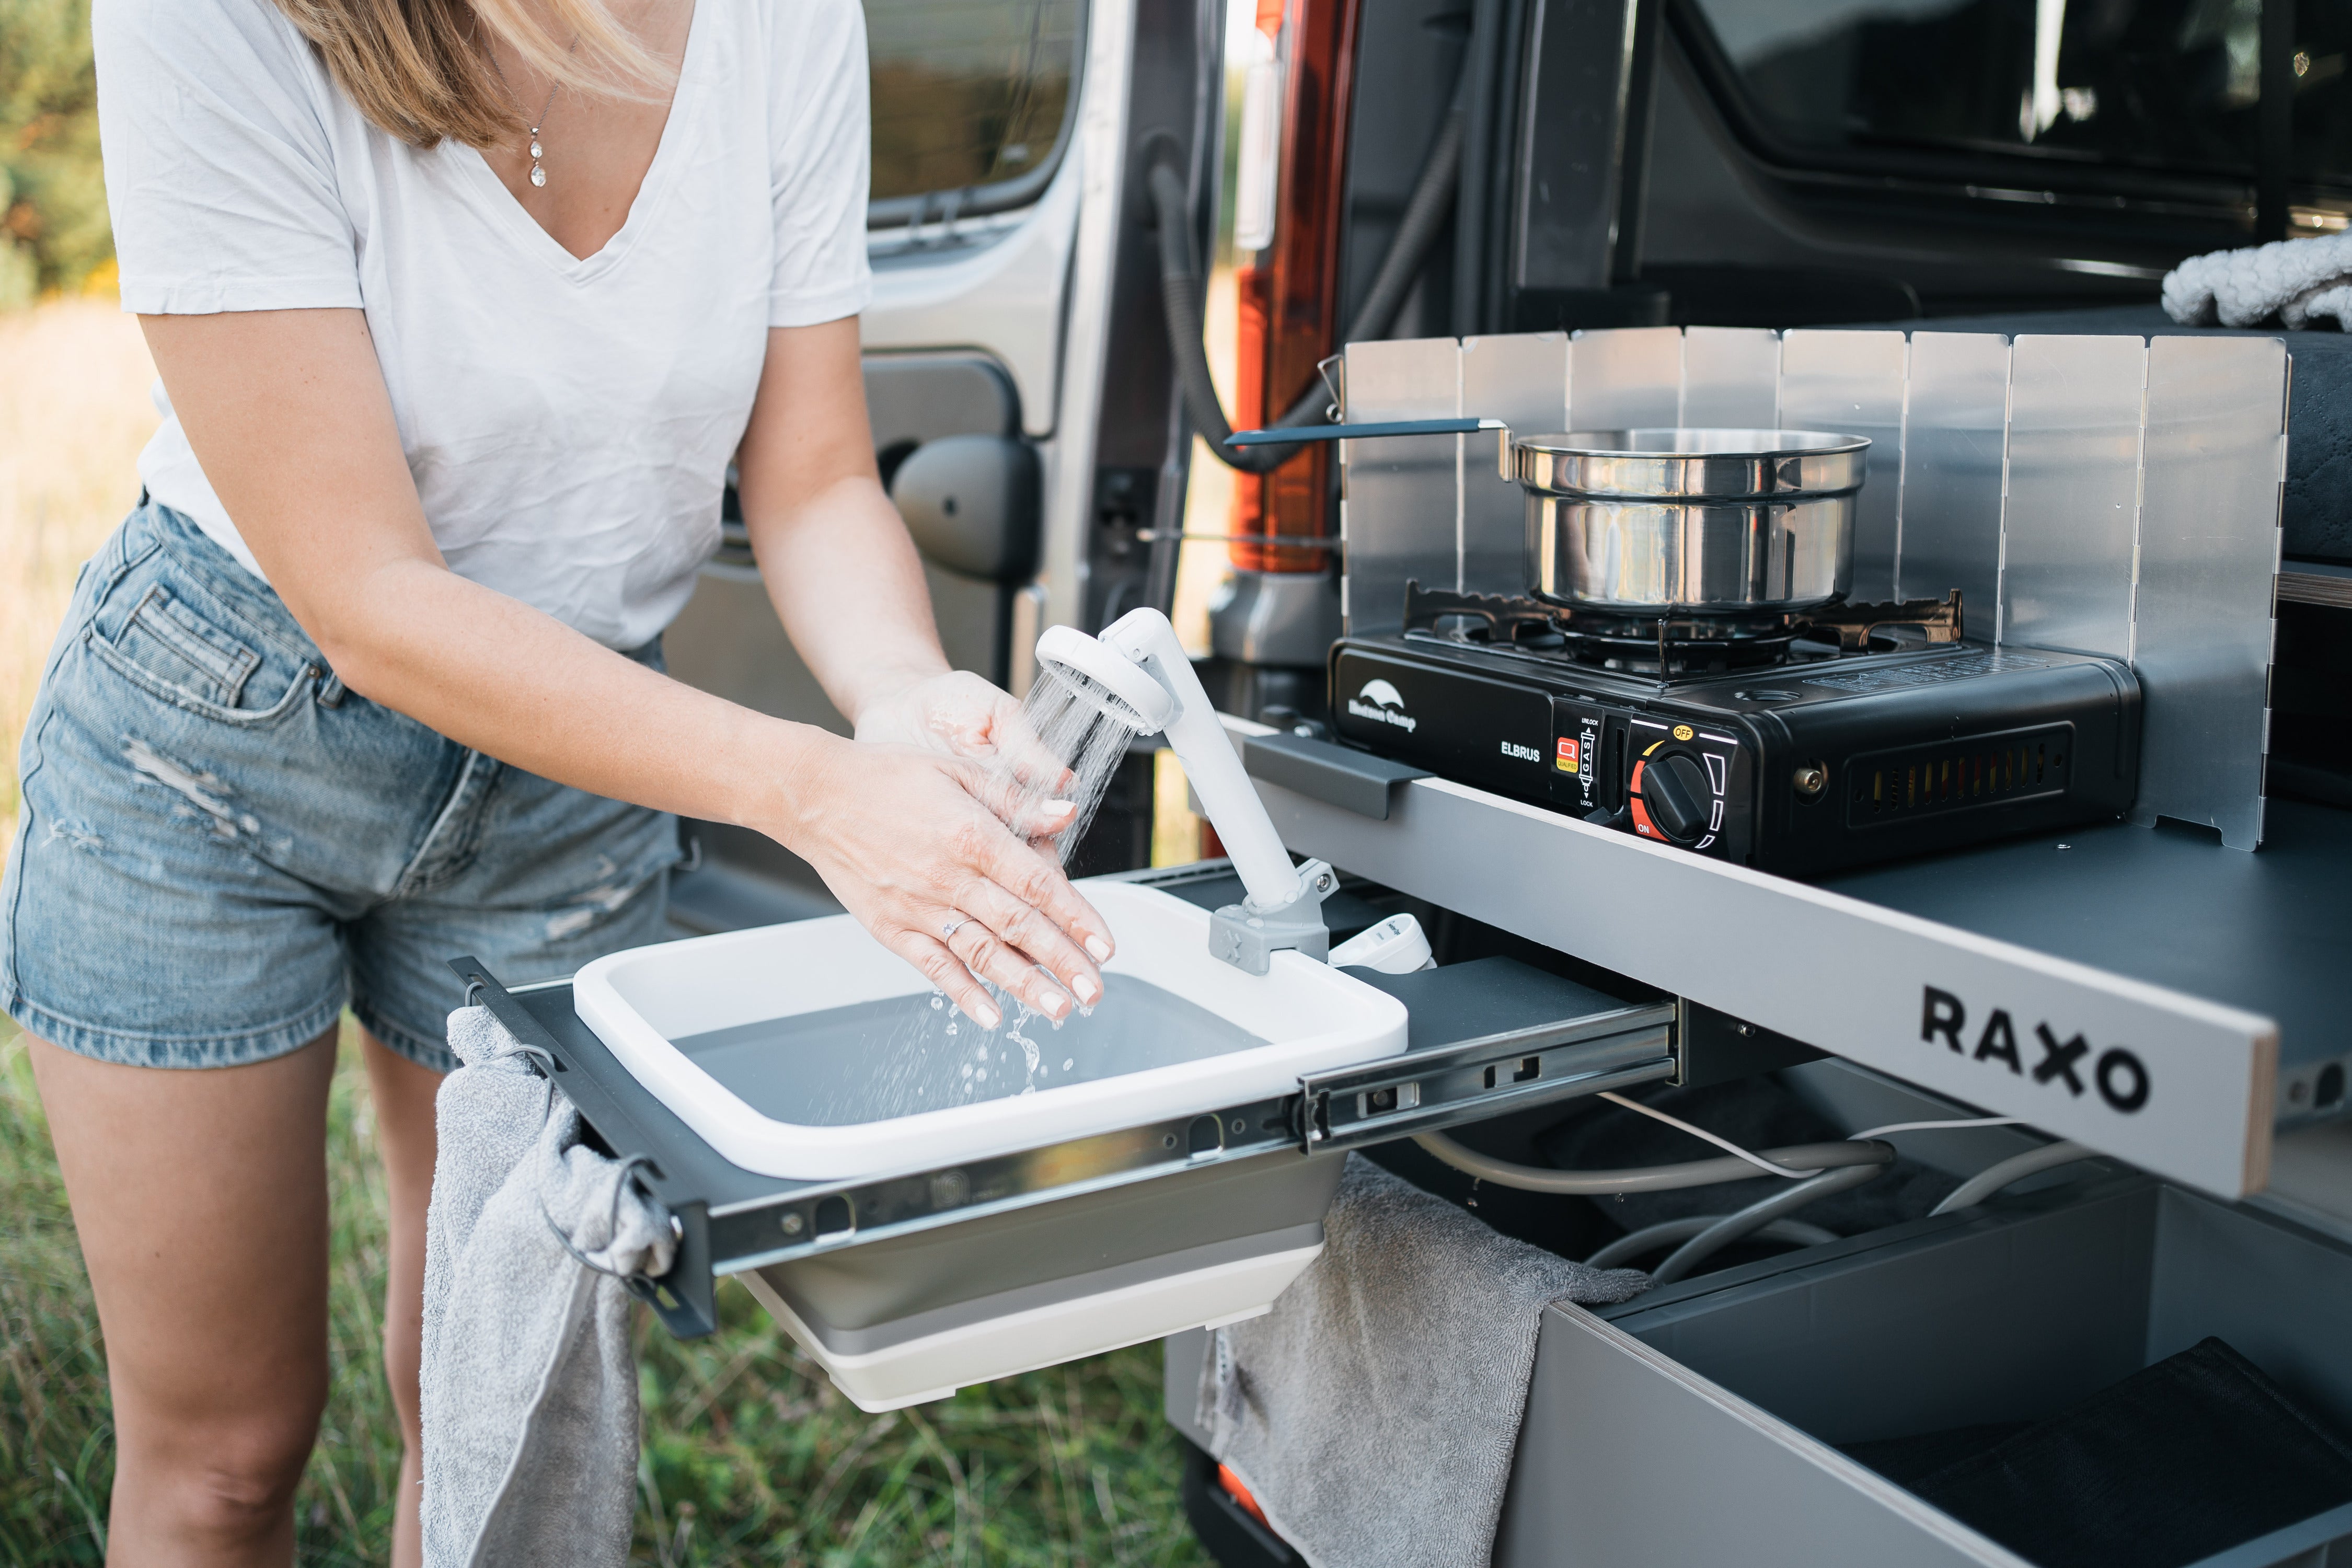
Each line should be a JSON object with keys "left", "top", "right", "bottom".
{"left": 1823, "top": 799, "right": 2352, "bottom": 1068}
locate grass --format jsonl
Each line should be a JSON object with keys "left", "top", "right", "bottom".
{"left": 0, "top": 297, "right": 1212, "bottom": 1564}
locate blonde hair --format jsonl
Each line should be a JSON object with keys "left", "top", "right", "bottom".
{"left": 268, "top": 0, "right": 673, "bottom": 148}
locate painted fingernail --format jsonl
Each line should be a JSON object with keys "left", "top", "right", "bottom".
{"left": 1073, "top": 974, "right": 1101, "bottom": 1005}
{"left": 1042, "top": 799, "right": 1076, "bottom": 817}
{"left": 1086, "top": 936, "right": 1112, "bottom": 962}
{"left": 1043, "top": 991, "right": 1071, "bottom": 1019}
{"left": 973, "top": 1000, "right": 1001, "bottom": 1030}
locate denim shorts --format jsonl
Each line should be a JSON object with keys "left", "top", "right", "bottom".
{"left": 0, "top": 503, "right": 681, "bottom": 1073}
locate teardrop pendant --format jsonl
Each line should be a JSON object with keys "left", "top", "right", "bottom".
{"left": 528, "top": 164, "right": 546, "bottom": 188}
{"left": 529, "top": 139, "right": 543, "bottom": 160}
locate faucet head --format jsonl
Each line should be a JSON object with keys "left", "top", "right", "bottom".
{"left": 1033, "top": 625, "right": 1178, "bottom": 734}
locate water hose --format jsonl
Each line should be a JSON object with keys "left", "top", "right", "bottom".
{"left": 1585, "top": 1215, "right": 1839, "bottom": 1270}
{"left": 1411, "top": 1129, "right": 1894, "bottom": 1195}
{"left": 1650, "top": 1160, "right": 1887, "bottom": 1284}
{"left": 1929, "top": 1140, "right": 2099, "bottom": 1216}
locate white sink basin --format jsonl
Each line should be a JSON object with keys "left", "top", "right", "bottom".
{"left": 572, "top": 878, "right": 1409, "bottom": 1182}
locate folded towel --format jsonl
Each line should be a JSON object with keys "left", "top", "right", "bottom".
{"left": 2164, "top": 232, "right": 2352, "bottom": 330}
{"left": 1196, "top": 1154, "right": 1649, "bottom": 1568}
{"left": 420, "top": 1004, "right": 677, "bottom": 1568}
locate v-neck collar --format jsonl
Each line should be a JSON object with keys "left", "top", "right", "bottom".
{"left": 457, "top": 0, "right": 708, "bottom": 283}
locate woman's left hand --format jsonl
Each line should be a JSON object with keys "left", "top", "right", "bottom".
{"left": 852, "top": 670, "right": 1025, "bottom": 757}
{"left": 855, "top": 672, "right": 1074, "bottom": 801}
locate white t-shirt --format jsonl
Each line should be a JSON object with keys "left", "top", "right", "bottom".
{"left": 94, "top": 0, "right": 872, "bottom": 650}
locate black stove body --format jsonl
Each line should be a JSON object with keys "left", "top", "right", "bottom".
{"left": 1327, "top": 592, "right": 2142, "bottom": 878}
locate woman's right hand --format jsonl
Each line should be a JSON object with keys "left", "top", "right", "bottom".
{"left": 769, "top": 731, "right": 1115, "bottom": 1030}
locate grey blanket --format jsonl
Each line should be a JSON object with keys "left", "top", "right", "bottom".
{"left": 1197, "top": 1155, "right": 1649, "bottom": 1568}
{"left": 420, "top": 1005, "right": 677, "bottom": 1568}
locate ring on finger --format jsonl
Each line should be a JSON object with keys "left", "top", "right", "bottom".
{"left": 946, "top": 918, "right": 997, "bottom": 965}
{"left": 942, "top": 915, "right": 969, "bottom": 940}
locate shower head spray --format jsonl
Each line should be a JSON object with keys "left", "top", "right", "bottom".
{"left": 1033, "top": 625, "right": 1178, "bottom": 733}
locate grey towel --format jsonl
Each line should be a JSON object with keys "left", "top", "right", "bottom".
{"left": 420, "top": 1005, "right": 677, "bottom": 1568}
{"left": 1196, "top": 1154, "right": 1649, "bottom": 1568}
{"left": 2164, "top": 232, "right": 2352, "bottom": 330}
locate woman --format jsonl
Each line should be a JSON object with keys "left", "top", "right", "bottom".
{"left": 2, "top": 0, "right": 1112, "bottom": 1559}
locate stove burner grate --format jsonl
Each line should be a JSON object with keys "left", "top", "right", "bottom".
{"left": 1400, "top": 583, "right": 1967, "bottom": 674}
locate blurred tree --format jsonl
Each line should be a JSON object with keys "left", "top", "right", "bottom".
{"left": 0, "top": 0, "right": 106, "bottom": 306}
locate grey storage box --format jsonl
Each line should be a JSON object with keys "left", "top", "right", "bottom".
{"left": 1497, "top": 1176, "right": 2352, "bottom": 1567}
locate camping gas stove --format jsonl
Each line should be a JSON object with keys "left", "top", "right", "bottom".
{"left": 1328, "top": 585, "right": 2142, "bottom": 878}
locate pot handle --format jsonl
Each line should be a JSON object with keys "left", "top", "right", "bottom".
{"left": 1495, "top": 423, "right": 1514, "bottom": 480}
{"left": 1224, "top": 417, "right": 1508, "bottom": 449}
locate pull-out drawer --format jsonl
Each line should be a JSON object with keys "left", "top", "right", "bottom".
{"left": 1496, "top": 1178, "right": 2352, "bottom": 1567}
{"left": 450, "top": 868, "right": 1680, "bottom": 1410}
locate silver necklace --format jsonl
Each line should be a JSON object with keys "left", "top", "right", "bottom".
{"left": 489, "top": 45, "right": 572, "bottom": 188}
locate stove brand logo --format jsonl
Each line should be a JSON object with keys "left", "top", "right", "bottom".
{"left": 1501, "top": 740, "right": 1542, "bottom": 763}
{"left": 1347, "top": 678, "right": 1418, "bottom": 733}
{"left": 1920, "top": 986, "right": 2150, "bottom": 1113}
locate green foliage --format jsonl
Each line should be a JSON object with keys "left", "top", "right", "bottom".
{"left": 0, "top": 0, "right": 109, "bottom": 302}
{"left": 634, "top": 1297, "right": 1207, "bottom": 1566}
{"left": 0, "top": 1018, "right": 1209, "bottom": 1565}
{"left": 0, "top": 1019, "right": 116, "bottom": 1564}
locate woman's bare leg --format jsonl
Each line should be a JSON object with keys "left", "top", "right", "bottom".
{"left": 29, "top": 1025, "right": 338, "bottom": 1566}
{"left": 362, "top": 1033, "right": 440, "bottom": 1568}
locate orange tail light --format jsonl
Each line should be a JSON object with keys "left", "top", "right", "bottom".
{"left": 1228, "top": 0, "right": 1358, "bottom": 577}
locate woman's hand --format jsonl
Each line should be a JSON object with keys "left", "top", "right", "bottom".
{"left": 854, "top": 668, "right": 1077, "bottom": 823}
{"left": 854, "top": 670, "right": 1039, "bottom": 763}
{"left": 772, "top": 731, "right": 1114, "bottom": 1029}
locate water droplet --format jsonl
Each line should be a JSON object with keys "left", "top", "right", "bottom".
{"left": 946, "top": 1022, "right": 958, "bottom": 1036}
{"left": 1063, "top": 1058, "right": 1075, "bottom": 1071}
{"left": 930, "top": 995, "right": 943, "bottom": 1010}
{"left": 975, "top": 1069, "right": 986, "bottom": 1081}
{"left": 960, "top": 1064, "right": 973, "bottom": 1079}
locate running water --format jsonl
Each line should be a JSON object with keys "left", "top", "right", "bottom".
{"left": 822, "top": 664, "right": 1152, "bottom": 1119}
{"left": 1006, "top": 664, "right": 1150, "bottom": 866}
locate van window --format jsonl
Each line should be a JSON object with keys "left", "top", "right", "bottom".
{"left": 866, "top": 0, "right": 1086, "bottom": 225}
{"left": 1685, "top": 0, "right": 2351, "bottom": 194}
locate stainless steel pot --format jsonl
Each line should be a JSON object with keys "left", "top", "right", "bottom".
{"left": 1507, "top": 429, "right": 1870, "bottom": 615}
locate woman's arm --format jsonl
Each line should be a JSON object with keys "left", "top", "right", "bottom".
{"left": 739, "top": 320, "right": 1051, "bottom": 768}
{"left": 139, "top": 307, "right": 1109, "bottom": 1025}
{"left": 734, "top": 319, "right": 950, "bottom": 723}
